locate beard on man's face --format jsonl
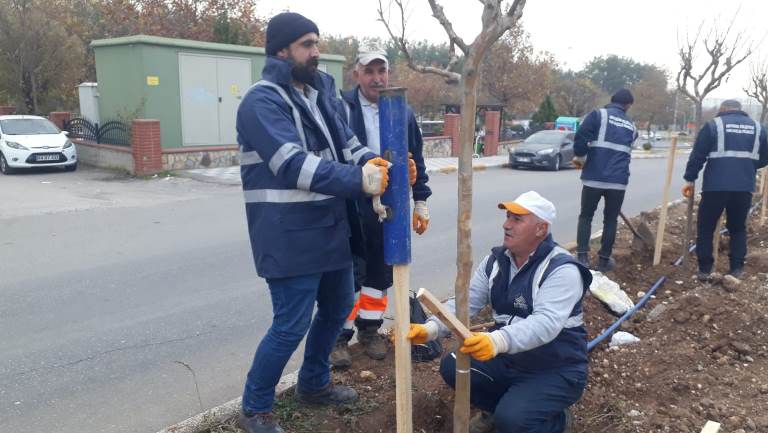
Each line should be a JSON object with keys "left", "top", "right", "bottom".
{"left": 290, "top": 56, "right": 319, "bottom": 85}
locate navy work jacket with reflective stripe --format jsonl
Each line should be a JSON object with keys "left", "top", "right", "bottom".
{"left": 236, "top": 56, "right": 376, "bottom": 279}
{"left": 684, "top": 110, "right": 768, "bottom": 192}
{"left": 574, "top": 104, "right": 637, "bottom": 189}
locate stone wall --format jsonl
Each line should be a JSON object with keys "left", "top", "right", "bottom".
{"left": 162, "top": 146, "right": 240, "bottom": 170}
{"left": 422, "top": 136, "right": 452, "bottom": 158}
{"left": 74, "top": 139, "right": 134, "bottom": 173}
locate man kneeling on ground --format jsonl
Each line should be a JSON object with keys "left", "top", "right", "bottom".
{"left": 407, "top": 191, "right": 592, "bottom": 433}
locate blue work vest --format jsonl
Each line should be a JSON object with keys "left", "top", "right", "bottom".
{"left": 485, "top": 236, "right": 592, "bottom": 371}
{"left": 702, "top": 113, "right": 763, "bottom": 192}
{"left": 579, "top": 104, "right": 637, "bottom": 189}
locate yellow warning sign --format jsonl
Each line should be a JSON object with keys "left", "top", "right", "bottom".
{"left": 230, "top": 84, "right": 239, "bottom": 95}
{"left": 146, "top": 76, "right": 160, "bottom": 86}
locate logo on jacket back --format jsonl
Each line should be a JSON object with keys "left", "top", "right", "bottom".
{"left": 608, "top": 115, "right": 635, "bottom": 131}
{"left": 725, "top": 124, "right": 755, "bottom": 135}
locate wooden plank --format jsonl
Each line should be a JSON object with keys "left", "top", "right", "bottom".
{"left": 653, "top": 137, "right": 678, "bottom": 265}
{"left": 415, "top": 287, "right": 472, "bottom": 340}
{"left": 392, "top": 265, "right": 412, "bottom": 433}
{"left": 700, "top": 420, "right": 721, "bottom": 433}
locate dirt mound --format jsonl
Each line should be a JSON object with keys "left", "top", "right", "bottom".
{"left": 207, "top": 199, "right": 768, "bottom": 433}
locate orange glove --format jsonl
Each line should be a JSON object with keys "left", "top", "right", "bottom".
{"left": 412, "top": 201, "right": 429, "bottom": 235}
{"left": 408, "top": 152, "right": 417, "bottom": 186}
{"left": 571, "top": 156, "right": 585, "bottom": 169}
{"left": 406, "top": 324, "right": 431, "bottom": 344}
{"left": 682, "top": 182, "right": 694, "bottom": 198}
{"left": 459, "top": 332, "right": 497, "bottom": 361}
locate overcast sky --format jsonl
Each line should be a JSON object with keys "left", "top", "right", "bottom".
{"left": 259, "top": 0, "right": 768, "bottom": 102}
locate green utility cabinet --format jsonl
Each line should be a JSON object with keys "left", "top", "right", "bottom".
{"left": 91, "top": 35, "right": 345, "bottom": 148}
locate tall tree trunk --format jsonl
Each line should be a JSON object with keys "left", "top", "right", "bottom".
{"left": 760, "top": 105, "right": 767, "bottom": 124}
{"left": 694, "top": 100, "right": 704, "bottom": 131}
{"left": 453, "top": 52, "right": 480, "bottom": 433}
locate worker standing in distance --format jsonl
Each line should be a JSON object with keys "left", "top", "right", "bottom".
{"left": 572, "top": 89, "right": 637, "bottom": 272}
{"left": 682, "top": 99, "right": 768, "bottom": 280}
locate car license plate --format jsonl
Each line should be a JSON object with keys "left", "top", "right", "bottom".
{"left": 516, "top": 157, "right": 531, "bottom": 162}
{"left": 36, "top": 155, "right": 59, "bottom": 162}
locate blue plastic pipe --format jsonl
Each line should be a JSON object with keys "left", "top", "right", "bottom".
{"left": 379, "top": 88, "right": 411, "bottom": 265}
{"left": 588, "top": 197, "right": 764, "bottom": 351}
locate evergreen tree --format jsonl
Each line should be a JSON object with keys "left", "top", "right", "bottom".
{"left": 531, "top": 95, "right": 558, "bottom": 124}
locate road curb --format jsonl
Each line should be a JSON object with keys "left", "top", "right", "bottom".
{"left": 428, "top": 162, "right": 510, "bottom": 174}
{"left": 155, "top": 371, "right": 298, "bottom": 433}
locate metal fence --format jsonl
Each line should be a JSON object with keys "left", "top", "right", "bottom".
{"left": 63, "top": 118, "right": 131, "bottom": 147}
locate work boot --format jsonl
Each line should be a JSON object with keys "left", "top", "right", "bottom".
{"left": 596, "top": 256, "right": 615, "bottom": 272}
{"left": 238, "top": 412, "right": 285, "bottom": 433}
{"left": 329, "top": 340, "right": 352, "bottom": 368}
{"left": 358, "top": 327, "right": 388, "bottom": 360}
{"left": 295, "top": 384, "right": 358, "bottom": 406}
{"left": 563, "top": 408, "right": 575, "bottom": 433}
{"left": 727, "top": 267, "right": 744, "bottom": 279}
{"left": 468, "top": 410, "right": 495, "bottom": 433}
{"left": 576, "top": 252, "right": 590, "bottom": 268}
{"left": 696, "top": 270, "right": 712, "bottom": 282}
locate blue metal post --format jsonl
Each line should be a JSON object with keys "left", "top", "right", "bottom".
{"left": 379, "top": 88, "right": 411, "bottom": 265}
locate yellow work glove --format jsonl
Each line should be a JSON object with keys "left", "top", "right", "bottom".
{"left": 406, "top": 323, "right": 432, "bottom": 344}
{"left": 362, "top": 158, "right": 391, "bottom": 196}
{"left": 682, "top": 182, "right": 694, "bottom": 199}
{"left": 459, "top": 332, "right": 497, "bottom": 361}
{"left": 571, "top": 156, "right": 585, "bottom": 169}
{"left": 412, "top": 201, "right": 430, "bottom": 235}
{"left": 408, "top": 152, "right": 417, "bottom": 186}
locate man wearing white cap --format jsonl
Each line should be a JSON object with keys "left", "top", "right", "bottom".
{"left": 331, "top": 50, "right": 431, "bottom": 367}
{"left": 406, "top": 191, "right": 591, "bottom": 433}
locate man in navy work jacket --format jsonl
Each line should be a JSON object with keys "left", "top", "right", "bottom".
{"left": 682, "top": 99, "right": 768, "bottom": 279}
{"left": 330, "top": 50, "right": 431, "bottom": 367}
{"left": 407, "top": 191, "right": 591, "bottom": 433}
{"left": 235, "top": 12, "right": 393, "bottom": 433}
{"left": 572, "top": 89, "right": 637, "bottom": 272}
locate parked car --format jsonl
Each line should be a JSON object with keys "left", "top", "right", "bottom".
{"left": 0, "top": 115, "right": 77, "bottom": 174}
{"left": 508, "top": 130, "right": 575, "bottom": 171}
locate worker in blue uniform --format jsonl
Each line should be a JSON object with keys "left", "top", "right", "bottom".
{"left": 572, "top": 89, "right": 638, "bottom": 272}
{"left": 682, "top": 99, "right": 768, "bottom": 279}
{"left": 407, "top": 191, "right": 591, "bottom": 433}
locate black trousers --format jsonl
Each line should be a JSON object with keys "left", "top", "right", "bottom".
{"left": 696, "top": 191, "right": 752, "bottom": 273}
{"left": 576, "top": 185, "right": 626, "bottom": 259}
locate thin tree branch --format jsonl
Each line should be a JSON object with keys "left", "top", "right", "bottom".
{"left": 426, "top": 0, "right": 469, "bottom": 54}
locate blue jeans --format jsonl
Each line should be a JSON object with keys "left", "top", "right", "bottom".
{"left": 241, "top": 266, "right": 355, "bottom": 414}
{"left": 440, "top": 352, "right": 587, "bottom": 433}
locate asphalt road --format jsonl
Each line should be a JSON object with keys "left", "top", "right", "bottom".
{"left": 0, "top": 157, "right": 688, "bottom": 433}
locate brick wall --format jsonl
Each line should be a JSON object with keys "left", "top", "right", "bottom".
{"left": 131, "top": 119, "right": 163, "bottom": 176}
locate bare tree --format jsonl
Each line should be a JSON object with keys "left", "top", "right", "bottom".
{"left": 378, "top": 1, "right": 526, "bottom": 432}
{"left": 676, "top": 20, "right": 753, "bottom": 130}
{"left": 745, "top": 61, "right": 768, "bottom": 124}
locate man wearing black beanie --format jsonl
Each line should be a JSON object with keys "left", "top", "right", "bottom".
{"left": 572, "top": 89, "right": 638, "bottom": 273}
{"left": 235, "top": 11, "right": 396, "bottom": 433}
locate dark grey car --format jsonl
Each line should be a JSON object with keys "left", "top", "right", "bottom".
{"left": 508, "top": 130, "right": 575, "bottom": 171}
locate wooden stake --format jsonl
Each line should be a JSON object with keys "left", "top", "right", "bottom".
{"left": 653, "top": 137, "right": 678, "bottom": 265}
{"left": 713, "top": 216, "right": 724, "bottom": 268}
{"left": 762, "top": 168, "right": 767, "bottom": 225}
{"left": 393, "top": 265, "right": 412, "bottom": 433}
{"left": 416, "top": 288, "right": 472, "bottom": 340}
{"left": 681, "top": 187, "right": 695, "bottom": 263}
{"left": 700, "top": 420, "right": 721, "bottom": 433}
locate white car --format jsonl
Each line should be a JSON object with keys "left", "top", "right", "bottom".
{"left": 0, "top": 115, "right": 77, "bottom": 174}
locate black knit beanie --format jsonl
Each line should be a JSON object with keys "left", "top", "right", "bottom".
{"left": 611, "top": 89, "right": 634, "bottom": 105}
{"left": 265, "top": 12, "right": 319, "bottom": 56}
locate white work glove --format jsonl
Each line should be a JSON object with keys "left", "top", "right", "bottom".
{"left": 413, "top": 200, "right": 430, "bottom": 235}
{"left": 362, "top": 157, "right": 391, "bottom": 196}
